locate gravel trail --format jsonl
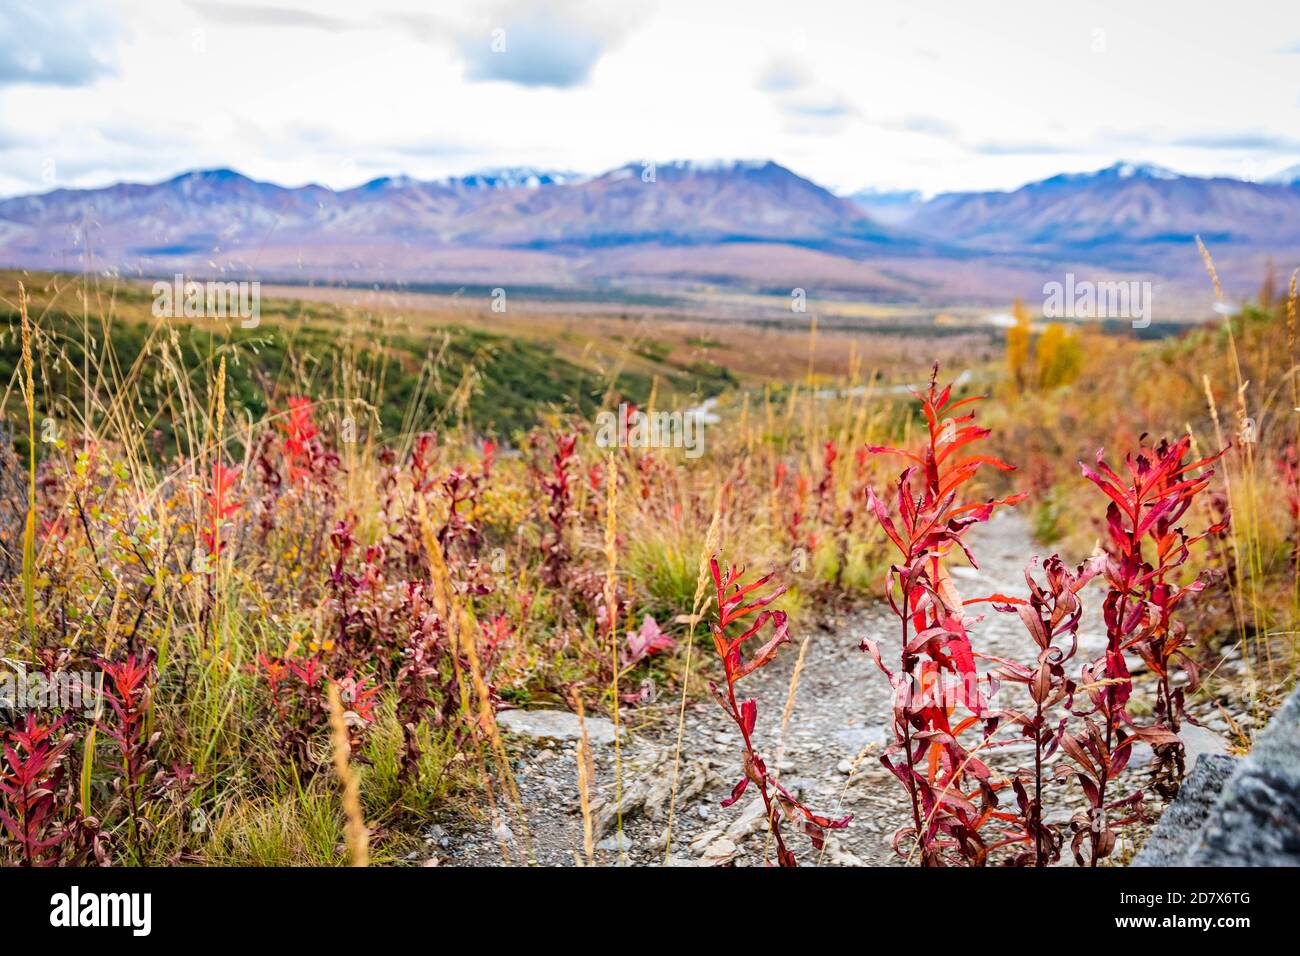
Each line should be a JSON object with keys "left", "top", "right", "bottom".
{"left": 434, "top": 512, "right": 1234, "bottom": 867}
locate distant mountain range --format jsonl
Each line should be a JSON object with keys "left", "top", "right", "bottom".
{"left": 1, "top": 159, "right": 1297, "bottom": 311}
{"left": 895, "top": 162, "right": 1300, "bottom": 256}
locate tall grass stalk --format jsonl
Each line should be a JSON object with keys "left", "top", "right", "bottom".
{"left": 1199, "top": 239, "right": 1271, "bottom": 718}
{"left": 571, "top": 688, "right": 596, "bottom": 865}
{"left": 602, "top": 452, "right": 624, "bottom": 863}
{"left": 1288, "top": 271, "right": 1299, "bottom": 675}
{"left": 17, "top": 283, "right": 36, "bottom": 645}
{"left": 326, "top": 681, "right": 369, "bottom": 866}
{"left": 417, "top": 496, "right": 530, "bottom": 863}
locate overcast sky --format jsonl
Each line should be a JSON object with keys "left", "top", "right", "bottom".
{"left": 0, "top": 0, "right": 1297, "bottom": 198}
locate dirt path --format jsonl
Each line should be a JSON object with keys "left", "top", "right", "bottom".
{"left": 435, "top": 512, "right": 1226, "bottom": 866}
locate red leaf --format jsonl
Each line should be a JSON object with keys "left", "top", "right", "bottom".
{"left": 733, "top": 615, "right": 792, "bottom": 680}
{"left": 721, "top": 777, "right": 749, "bottom": 808}
{"left": 866, "top": 488, "right": 907, "bottom": 555}
{"left": 740, "top": 699, "right": 757, "bottom": 737}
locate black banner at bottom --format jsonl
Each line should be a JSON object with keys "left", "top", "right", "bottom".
{"left": 0, "top": 865, "right": 1287, "bottom": 944}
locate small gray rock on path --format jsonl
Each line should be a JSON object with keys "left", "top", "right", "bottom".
{"left": 496, "top": 709, "right": 620, "bottom": 745}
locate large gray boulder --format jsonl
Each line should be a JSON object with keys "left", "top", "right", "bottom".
{"left": 1132, "top": 754, "right": 1237, "bottom": 866}
{"left": 1135, "top": 688, "right": 1300, "bottom": 866}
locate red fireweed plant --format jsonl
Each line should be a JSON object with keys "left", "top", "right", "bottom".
{"left": 986, "top": 555, "right": 1101, "bottom": 866}
{"left": 774, "top": 462, "right": 815, "bottom": 557}
{"left": 278, "top": 396, "right": 340, "bottom": 487}
{"left": 392, "top": 583, "right": 455, "bottom": 782}
{"left": 816, "top": 440, "right": 838, "bottom": 524}
{"left": 0, "top": 714, "right": 100, "bottom": 865}
{"left": 437, "top": 466, "right": 492, "bottom": 595}
{"left": 1069, "top": 435, "right": 1225, "bottom": 865}
{"left": 862, "top": 365, "right": 1026, "bottom": 865}
{"left": 327, "top": 517, "right": 363, "bottom": 658}
{"left": 410, "top": 431, "right": 439, "bottom": 496}
{"left": 708, "top": 558, "right": 851, "bottom": 866}
{"left": 200, "top": 460, "right": 241, "bottom": 558}
{"left": 539, "top": 432, "right": 578, "bottom": 587}
{"left": 97, "top": 651, "right": 159, "bottom": 862}
{"left": 254, "top": 650, "right": 378, "bottom": 772}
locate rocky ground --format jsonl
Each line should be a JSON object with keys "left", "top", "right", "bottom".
{"left": 430, "top": 512, "right": 1254, "bottom": 867}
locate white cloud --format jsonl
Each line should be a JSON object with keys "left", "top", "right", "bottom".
{"left": 0, "top": 0, "right": 1296, "bottom": 197}
{"left": 756, "top": 58, "right": 811, "bottom": 94}
{"left": 0, "top": 0, "right": 121, "bottom": 87}
{"left": 458, "top": 1, "right": 634, "bottom": 88}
